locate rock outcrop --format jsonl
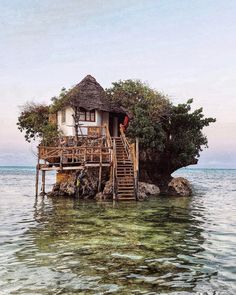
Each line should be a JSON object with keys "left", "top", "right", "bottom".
{"left": 138, "top": 182, "right": 160, "bottom": 200}
{"left": 95, "top": 180, "right": 113, "bottom": 200}
{"left": 167, "top": 177, "right": 192, "bottom": 197}
{"left": 47, "top": 168, "right": 109, "bottom": 198}
{"left": 47, "top": 170, "right": 191, "bottom": 199}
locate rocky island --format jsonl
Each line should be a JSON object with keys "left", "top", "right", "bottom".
{"left": 17, "top": 75, "right": 215, "bottom": 200}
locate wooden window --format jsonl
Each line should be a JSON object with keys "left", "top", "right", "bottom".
{"left": 79, "top": 110, "right": 86, "bottom": 121}
{"left": 90, "top": 111, "right": 95, "bottom": 122}
{"left": 61, "top": 109, "right": 66, "bottom": 124}
{"left": 79, "top": 109, "right": 96, "bottom": 122}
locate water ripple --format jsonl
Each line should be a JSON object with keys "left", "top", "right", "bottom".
{"left": 0, "top": 167, "right": 235, "bottom": 294}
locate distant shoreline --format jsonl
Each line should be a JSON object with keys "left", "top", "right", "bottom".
{"left": 0, "top": 166, "right": 235, "bottom": 170}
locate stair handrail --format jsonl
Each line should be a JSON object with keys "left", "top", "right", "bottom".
{"left": 119, "top": 124, "right": 131, "bottom": 159}
{"left": 103, "top": 123, "right": 113, "bottom": 165}
{"left": 119, "top": 124, "right": 139, "bottom": 199}
{"left": 112, "top": 138, "right": 117, "bottom": 200}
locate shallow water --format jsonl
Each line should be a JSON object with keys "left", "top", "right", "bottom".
{"left": 0, "top": 167, "right": 235, "bottom": 294}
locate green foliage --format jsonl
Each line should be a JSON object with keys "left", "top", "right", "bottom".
{"left": 106, "top": 80, "right": 170, "bottom": 150}
{"left": 166, "top": 100, "right": 216, "bottom": 170}
{"left": 126, "top": 99, "right": 166, "bottom": 150}
{"left": 106, "top": 79, "right": 170, "bottom": 117}
{"left": 106, "top": 80, "right": 216, "bottom": 172}
{"left": 50, "top": 87, "right": 69, "bottom": 113}
{"left": 17, "top": 102, "right": 59, "bottom": 144}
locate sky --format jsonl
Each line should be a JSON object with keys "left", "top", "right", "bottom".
{"left": 0, "top": 0, "right": 236, "bottom": 168}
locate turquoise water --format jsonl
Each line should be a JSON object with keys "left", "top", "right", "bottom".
{"left": 0, "top": 167, "right": 235, "bottom": 294}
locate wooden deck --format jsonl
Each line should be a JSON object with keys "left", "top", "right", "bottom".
{"left": 38, "top": 146, "right": 111, "bottom": 166}
{"left": 38, "top": 125, "right": 112, "bottom": 170}
{"left": 36, "top": 124, "right": 139, "bottom": 201}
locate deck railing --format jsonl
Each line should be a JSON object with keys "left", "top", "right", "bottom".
{"left": 38, "top": 125, "right": 112, "bottom": 166}
{"left": 39, "top": 146, "right": 111, "bottom": 164}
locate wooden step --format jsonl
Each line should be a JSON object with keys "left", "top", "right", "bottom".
{"left": 117, "top": 166, "right": 133, "bottom": 169}
{"left": 117, "top": 180, "right": 134, "bottom": 184}
{"left": 118, "top": 188, "right": 134, "bottom": 191}
{"left": 117, "top": 173, "right": 134, "bottom": 175}
{"left": 117, "top": 176, "right": 134, "bottom": 184}
{"left": 117, "top": 175, "right": 134, "bottom": 178}
{"left": 118, "top": 198, "right": 136, "bottom": 201}
{"left": 117, "top": 194, "right": 135, "bottom": 198}
{"left": 114, "top": 136, "right": 137, "bottom": 201}
{"left": 118, "top": 197, "right": 136, "bottom": 201}
{"left": 117, "top": 194, "right": 135, "bottom": 199}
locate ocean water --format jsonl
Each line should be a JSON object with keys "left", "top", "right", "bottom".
{"left": 0, "top": 167, "right": 235, "bottom": 294}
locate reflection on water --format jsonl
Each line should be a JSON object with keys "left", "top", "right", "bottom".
{"left": 0, "top": 167, "right": 235, "bottom": 294}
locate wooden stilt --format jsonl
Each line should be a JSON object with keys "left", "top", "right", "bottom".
{"left": 112, "top": 139, "right": 116, "bottom": 200}
{"left": 98, "top": 148, "right": 102, "bottom": 192}
{"left": 41, "top": 170, "right": 46, "bottom": 194}
{"left": 135, "top": 137, "right": 139, "bottom": 200}
{"left": 35, "top": 165, "right": 39, "bottom": 197}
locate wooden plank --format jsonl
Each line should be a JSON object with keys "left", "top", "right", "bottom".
{"left": 39, "top": 163, "right": 111, "bottom": 171}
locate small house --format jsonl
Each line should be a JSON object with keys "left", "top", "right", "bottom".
{"left": 57, "top": 75, "right": 127, "bottom": 137}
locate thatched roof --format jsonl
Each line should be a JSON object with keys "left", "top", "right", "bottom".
{"left": 65, "top": 75, "right": 126, "bottom": 114}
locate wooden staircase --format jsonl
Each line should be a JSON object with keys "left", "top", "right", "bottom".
{"left": 113, "top": 137, "right": 136, "bottom": 200}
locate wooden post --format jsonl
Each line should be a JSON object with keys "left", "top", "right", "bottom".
{"left": 98, "top": 147, "right": 102, "bottom": 192}
{"left": 35, "top": 165, "right": 39, "bottom": 197}
{"left": 136, "top": 137, "right": 139, "bottom": 174}
{"left": 112, "top": 139, "right": 116, "bottom": 200}
{"left": 41, "top": 170, "right": 46, "bottom": 194}
{"left": 60, "top": 148, "right": 63, "bottom": 170}
{"left": 85, "top": 147, "right": 87, "bottom": 163}
{"left": 135, "top": 137, "right": 139, "bottom": 200}
{"left": 35, "top": 148, "right": 40, "bottom": 197}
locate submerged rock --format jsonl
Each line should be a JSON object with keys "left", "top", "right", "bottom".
{"left": 138, "top": 182, "right": 160, "bottom": 200}
{"left": 167, "top": 177, "right": 192, "bottom": 197}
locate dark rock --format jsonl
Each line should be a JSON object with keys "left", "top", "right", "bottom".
{"left": 138, "top": 182, "right": 160, "bottom": 200}
{"left": 47, "top": 168, "right": 106, "bottom": 198}
{"left": 103, "top": 180, "right": 113, "bottom": 198}
{"left": 95, "top": 192, "right": 105, "bottom": 200}
{"left": 167, "top": 177, "right": 192, "bottom": 197}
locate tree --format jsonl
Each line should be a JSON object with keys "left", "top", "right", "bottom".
{"left": 50, "top": 87, "right": 69, "bottom": 112}
{"left": 17, "top": 102, "right": 59, "bottom": 145}
{"left": 17, "top": 87, "right": 83, "bottom": 146}
{"left": 106, "top": 80, "right": 216, "bottom": 190}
